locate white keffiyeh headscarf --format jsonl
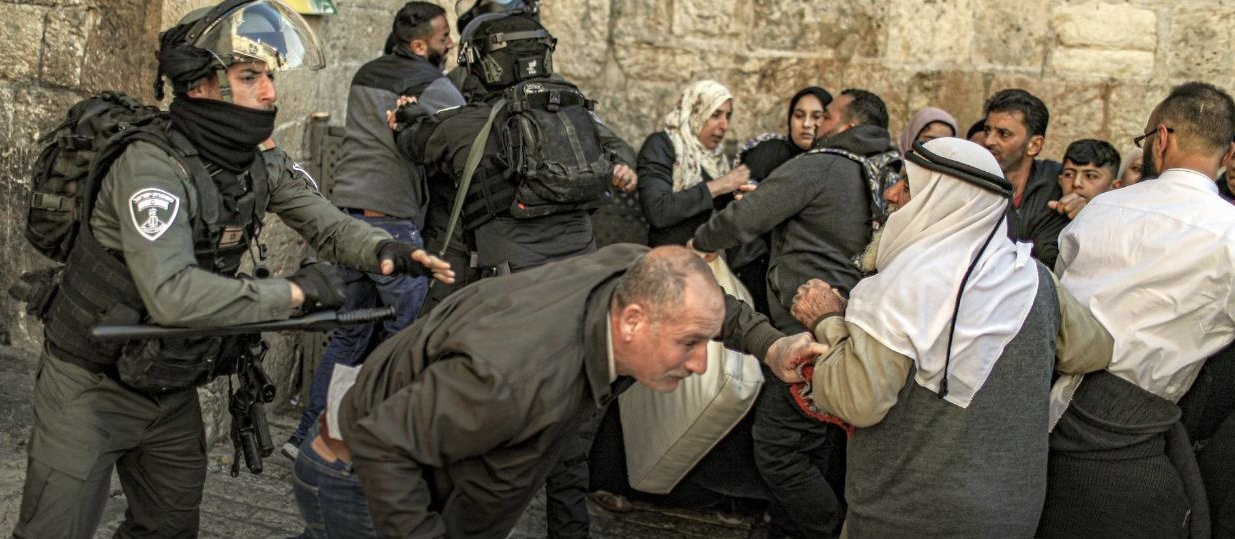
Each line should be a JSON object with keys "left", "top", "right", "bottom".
{"left": 663, "top": 80, "right": 733, "bottom": 192}
{"left": 845, "top": 137, "right": 1040, "bottom": 408}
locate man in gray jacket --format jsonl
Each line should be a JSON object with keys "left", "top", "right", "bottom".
{"left": 690, "top": 88, "right": 896, "bottom": 538}
{"left": 285, "top": 1, "right": 454, "bottom": 456}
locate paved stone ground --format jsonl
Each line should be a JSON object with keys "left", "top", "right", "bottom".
{"left": 0, "top": 345, "right": 763, "bottom": 538}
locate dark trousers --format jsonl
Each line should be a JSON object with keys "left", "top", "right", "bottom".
{"left": 752, "top": 373, "right": 847, "bottom": 538}
{"left": 292, "top": 424, "right": 380, "bottom": 539}
{"left": 292, "top": 215, "right": 429, "bottom": 441}
{"left": 16, "top": 354, "right": 207, "bottom": 538}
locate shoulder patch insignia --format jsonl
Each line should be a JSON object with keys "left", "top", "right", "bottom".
{"left": 128, "top": 187, "right": 180, "bottom": 241}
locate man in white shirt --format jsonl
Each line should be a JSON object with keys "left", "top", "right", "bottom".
{"left": 1040, "top": 81, "right": 1235, "bottom": 538}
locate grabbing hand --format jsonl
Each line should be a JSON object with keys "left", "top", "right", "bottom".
{"left": 685, "top": 239, "right": 718, "bottom": 263}
{"left": 611, "top": 164, "right": 638, "bottom": 193}
{"left": 763, "top": 332, "right": 831, "bottom": 384}
{"left": 377, "top": 240, "right": 455, "bottom": 284}
{"left": 386, "top": 95, "right": 420, "bottom": 132}
{"left": 708, "top": 165, "right": 751, "bottom": 197}
{"left": 288, "top": 261, "right": 348, "bottom": 312}
{"left": 792, "top": 279, "right": 847, "bottom": 329}
{"left": 1047, "top": 193, "right": 1089, "bottom": 220}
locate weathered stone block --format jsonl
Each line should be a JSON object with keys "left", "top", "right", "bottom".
{"left": 541, "top": 0, "right": 611, "bottom": 79}
{"left": 81, "top": 0, "right": 160, "bottom": 98}
{"left": 908, "top": 70, "right": 991, "bottom": 134}
{"left": 886, "top": 0, "right": 974, "bottom": 65}
{"left": 973, "top": 0, "right": 1049, "bottom": 69}
{"left": 43, "top": 8, "right": 99, "bottom": 88}
{"left": 12, "top": 86, "right": 88, "bottom": 146}
{"left": 673, "top": 0, "right": 738, "bottom": 37}
{"left": 1106, "top": 82, "right": 1171, "bottom": 156}
{"left": 1168, "top": 8, "right": 1235, "bottom": 83}
{"left": 843, "top": 65, "right": 912, "bottom": 137}
{"left": 1051, "top": 48, "right": 1154, "bottom": 81}
{"left": 612, "top": 0, "right": 672, "bottom": 44}
{"left": 989, "top": 76, "right": 1108, "bottom": 162}
{"left": 615, "top": 44, "right": 710, "bottom": 82}
{"left": 588, "top": 79, "right": 681, "bottom": 149}
{"left": 1054, "top": 3, "right": 1156, "bottom": 51}
{"left": 319, "top": 6, "right": 389, "bottom": 69}
{"left": 0, "top": 4, "right": 48, "bottom": 83}
{"left": 751, "top": 0, "right": 884, "bottom": 58}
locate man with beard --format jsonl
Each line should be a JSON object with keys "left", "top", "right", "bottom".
{"left": 982, "top": 89, "right": 1070, "bottom": 269}
{"left": 284, "top": 0, "right": 454, "bottom": 459}
{"left": 786, "top": 137, "right": 1112, "bottom": 537}
{"left": 689, "top": 88, "right": 898, "bottom": 538}
{"left": 14, "top": 1, "right": 453, "bottom": 536}
{"left": 1039, "top": 81, "right": 1235, "bottom": 538}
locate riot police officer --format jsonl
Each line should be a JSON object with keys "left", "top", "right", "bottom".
{"left": 14, "top": 1, "right": 451, "bottom": 536}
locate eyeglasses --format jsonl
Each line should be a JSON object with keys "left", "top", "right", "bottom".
{"left": 1133, "top": 126, "right": 1175, "bottom": 148}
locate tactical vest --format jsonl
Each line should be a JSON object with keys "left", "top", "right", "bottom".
{"left": 43, "top": 123, "right": 269, "bottom": 378}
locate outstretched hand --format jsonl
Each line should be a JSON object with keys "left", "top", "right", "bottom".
{"left": 763, "top": 332, "right": 831, "bottom": 384}
{"left": 377, "top": 240, "right": 455, "bottom": 284}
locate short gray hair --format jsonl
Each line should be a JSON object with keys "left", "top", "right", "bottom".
{"left": 613, "top": 246, "right": 713, "bottom": 320}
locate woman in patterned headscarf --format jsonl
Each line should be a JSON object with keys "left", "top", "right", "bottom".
{"left": 637, "top": 80, "right": 755, "bottom": 247}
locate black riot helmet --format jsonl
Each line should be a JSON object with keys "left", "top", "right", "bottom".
{"left": 155, "top": 0, "right": 325, "bottom": 101}
{"left": 455, "top": 0, "right": 539, "bottom": 32}
{"left": 457, "top": 11, "right": 555, "bottom": 90}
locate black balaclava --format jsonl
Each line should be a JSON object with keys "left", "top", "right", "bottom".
{"left": 155, "top": 17, "right": 275, "bottom": 172}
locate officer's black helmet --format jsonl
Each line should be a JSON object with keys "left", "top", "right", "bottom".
{"left": 457, "top": 11, "right": 555, "bottom": 90}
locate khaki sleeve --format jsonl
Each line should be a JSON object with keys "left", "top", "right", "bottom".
{"left": 809, "top": 316, "right": 914, "bottom": 428}
{"left": 262, "top": 147, "right": 390, "bottom": 273}
{"left": 1051, "top": 272, "right": 1114, "bottom": 374}
{"left": 106, "top": 142, "right": 293, "bottom": 326}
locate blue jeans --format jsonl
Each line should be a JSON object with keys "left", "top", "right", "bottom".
{"left": 292, "top": 215, "right": 429, "bottom": 440}
{"left": 292, "top": 424, "right": 379, "bottom": 539}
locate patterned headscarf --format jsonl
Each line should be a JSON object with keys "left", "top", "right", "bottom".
{"left": 663, "top": 80, "right": 733, "bottom": 192}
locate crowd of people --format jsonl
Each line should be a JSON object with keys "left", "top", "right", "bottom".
{"left": 11, "top": 0, "right": 1235, "bottom": 538}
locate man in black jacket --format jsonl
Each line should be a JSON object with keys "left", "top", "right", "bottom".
{"left": 285, "top": 1, "right": 453, "bottom": 458}
{"left": 691, "top": 88, "right": 897, "bottom": 538}
{"left": 982, "top": 88, "right": 1070, "bottom": 269}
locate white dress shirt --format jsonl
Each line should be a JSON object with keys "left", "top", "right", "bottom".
{"left": 1050, "top": 168, "right": 1235, "bottom": 424}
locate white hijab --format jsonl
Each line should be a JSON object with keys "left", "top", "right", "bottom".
{"left": 664, "top": 80, "right": 733, "bottom": 192}
{"left": 845, "top": 138, "right": 1040, "bottom": 408}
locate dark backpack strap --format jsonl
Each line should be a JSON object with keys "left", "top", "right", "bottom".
{"left": 165, "top": 127, "right": 222, "bottom": 243}
{"left": 440, "top": 98, "right": 507, "bottom": 258}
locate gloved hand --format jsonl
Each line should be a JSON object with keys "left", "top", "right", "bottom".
{"left": 377, "top": 240, "right": 430, "bottom": 277}
{"left": 288, "top": 261, "right": 347, "bottom": 312}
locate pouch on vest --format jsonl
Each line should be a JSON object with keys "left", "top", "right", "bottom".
{"left": 116, "top": 335, "right": 249, "bottom": 394}
{"left": 501, "top": 79, "right": 614, "bottom": 218}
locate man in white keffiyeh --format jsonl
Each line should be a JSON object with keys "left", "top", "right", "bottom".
{"left": 785, "top": 137, "right": 1113, "bottom": 538}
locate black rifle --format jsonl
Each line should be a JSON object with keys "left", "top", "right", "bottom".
{"left": 90, "top": 307, "right": 396, "bottom": 476}
{"left": 229, "top": 338, "right": 276, "bottom": 476}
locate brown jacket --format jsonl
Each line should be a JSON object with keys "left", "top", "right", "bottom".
{"left": 339, "top": 243, "right": 782, "bottom": 538}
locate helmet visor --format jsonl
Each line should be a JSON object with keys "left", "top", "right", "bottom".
{"left": 193, "top": 0, "right": 325, "bottom": 71}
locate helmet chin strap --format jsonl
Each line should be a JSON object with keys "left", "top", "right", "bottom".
{"left": 206, "top": 52, "right": 235, "bottom": 103}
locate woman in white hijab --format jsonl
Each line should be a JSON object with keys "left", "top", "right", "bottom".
{"left": 636, "top": 80, "right": 755, "bottom": 247}
{"left": 782, "top": 137, "right": 1113, "bottom": 538}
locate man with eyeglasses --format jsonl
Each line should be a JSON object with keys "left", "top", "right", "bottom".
{"left": 1039, "top": 81, "right": 1235, "bottom": 538}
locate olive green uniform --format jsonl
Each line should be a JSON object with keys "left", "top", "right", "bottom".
{"left": 15, "top": 142, "right": 389, "bottom": 538}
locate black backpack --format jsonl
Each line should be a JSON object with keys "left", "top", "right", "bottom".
{"left": 26, "top": 91, "right": 166, "bottom": 262}
{"left": 500, "top": 79, "right": 614, "bottom": 218}
{"left": 809, "top": 147, "right": 902, "bottom": 231}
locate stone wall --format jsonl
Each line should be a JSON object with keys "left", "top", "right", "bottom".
{"left": 540, "top": 0, "right": 1228, "bottom": 164}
